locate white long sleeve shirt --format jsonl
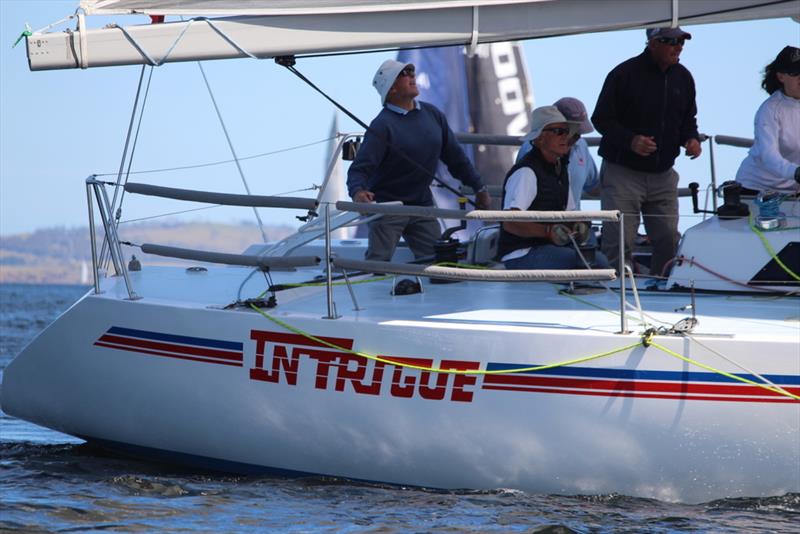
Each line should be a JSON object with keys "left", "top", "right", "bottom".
{"left": 735, "top": 90, "right": 800, "bottom": 193}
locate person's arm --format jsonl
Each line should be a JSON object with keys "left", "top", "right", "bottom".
{"left": 679, "top": 70, "right": 702, "bottom": 159}
{"left": 591, "top": 67, "right": 638, "bottom": 153}
{"left": 752, "top": 99, "right": 799, "bottom": 182}
{"left": 579, "top": 141, "right": 601, "bottom": 197}
{"left": 346, "top": 118, "right": 389, "bottom": 200}
{"left": 435, "top": 107, "right": 489, "bottom": 206}
{"left": 501, "top": 168, "right": 550, "bottom": 238}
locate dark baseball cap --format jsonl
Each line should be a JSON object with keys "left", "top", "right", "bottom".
{"left": 646, "top": 27, "right": 692, "bottom": 40}
{"left": 774, "top": 45, "right": 800, "bottom": 75}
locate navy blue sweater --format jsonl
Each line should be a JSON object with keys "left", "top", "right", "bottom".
{"left": 347, "top": 101, "right": 484, "bottom": 206}
{"left": 592, "top": 48, "right": 699, "bottom": 173}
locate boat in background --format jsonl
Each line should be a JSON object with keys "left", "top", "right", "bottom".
{"left": 3, "top": 0, "right": 799, "bottom": 504}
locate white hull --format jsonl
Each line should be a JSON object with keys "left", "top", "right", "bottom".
{"left": 3, "top": 261, "right": 798, "bottom": 503}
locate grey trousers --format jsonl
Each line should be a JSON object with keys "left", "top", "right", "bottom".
{"left": 366, "top": 215, "right": 441, "bottom": 262}
{"left": 600, "top": 160, "right": 680, "bottom": 277}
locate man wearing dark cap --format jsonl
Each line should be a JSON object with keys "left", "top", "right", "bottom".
{"left": 592, "top": 27, "right": 702, "bottom": 277}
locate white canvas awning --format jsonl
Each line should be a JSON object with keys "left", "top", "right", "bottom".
{"left": 28, "top": 0, "right": 800, "bottom": 71}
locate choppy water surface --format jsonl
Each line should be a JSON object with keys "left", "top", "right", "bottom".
{"left": 1, "top": 284, "right": 797, "bottom": 532}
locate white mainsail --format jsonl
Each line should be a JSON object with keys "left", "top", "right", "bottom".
{"left": 29, "top": 0, "right": 799, "bottom": 71}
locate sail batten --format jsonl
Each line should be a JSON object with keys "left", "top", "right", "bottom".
{"left": 30, "top": 1, "right": 800, "bottom": 71}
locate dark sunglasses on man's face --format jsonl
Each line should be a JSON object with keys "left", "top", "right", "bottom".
{"left": 399, "top": 66, "right": 416, "bottom": 77}
{"left": 657, "top": 37, "right": 685, "bottom": 46}
{"left": 542, "top": 127, "right": 570, "bottom": 137}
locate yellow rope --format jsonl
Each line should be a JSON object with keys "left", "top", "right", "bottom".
{"left": 749, "top": 215, "right": 800, "bottom": 282}
{"left": 649, "top": 341, "right": 800, "bottom": 401}
{"left": 246, "top": 279, "right": 799, "bottom": 401}
{"left": 249, "top": 303, "right": 641, "bottom": 375}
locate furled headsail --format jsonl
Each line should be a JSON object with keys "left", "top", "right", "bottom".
{"left": 27, "top": 0, "right": 800, "bottom": 71}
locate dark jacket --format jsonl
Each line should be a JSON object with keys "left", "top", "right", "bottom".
{"left": 346, "top": 101, "right": 483, "bottom": 206}
{"left": 497, "top": 147, "right": 570, "bottom": 259}
{"left": 591, "top": 48, "right": 699, "bottom": 173}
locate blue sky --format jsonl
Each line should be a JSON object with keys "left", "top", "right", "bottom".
{"left": 1, "top": 1, "right": 798, "bottom": 236}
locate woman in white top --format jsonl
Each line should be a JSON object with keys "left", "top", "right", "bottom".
{"left": 735, "top": 45, "right": 800, "bottom": 193}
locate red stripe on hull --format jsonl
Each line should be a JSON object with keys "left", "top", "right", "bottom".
{"left": 482, "top": 384, "right": 798, "bottom": 403}
{"left": 97, "top": 334, "right": 243, "bottom": 361}
{"left": 483, "top": 374, "right": 798, "bottom": 397}
{"left": 95, "top": 342, "right": 243, "bottom": 367}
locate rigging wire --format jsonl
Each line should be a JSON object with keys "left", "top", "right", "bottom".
{"left": 119, "top": 204, "right": 223, "bottom": 224}
{"left": 196, "top": 59, "right": 269, "bottom": 243}
{"left": 277, "top": 58, "right": 479, "bottom": 207}
{"left": 99, "top": 64, "right": 151, "bottom": 271}
{"left": 92, "top": 137, "right": 335, "bottom": 177}
{"left": 116, "top": 65, "right": 156, "bottom": 222}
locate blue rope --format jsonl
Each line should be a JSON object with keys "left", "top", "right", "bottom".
{"left": 754, "top": 192, "right": 785, "bottom": 219}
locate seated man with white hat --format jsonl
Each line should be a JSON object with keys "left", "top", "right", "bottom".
{"left": 347, "top": 59, "right": 491, "bottom": 262}
{"left": 517, "top": 97, "right": 599, "bottom": 210}
{"left": 497, "top": 106, "right": 609, "bottom": 270}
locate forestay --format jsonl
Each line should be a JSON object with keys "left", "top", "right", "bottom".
{"left": 29, "top": 0, "right": 800, "bottom": 70}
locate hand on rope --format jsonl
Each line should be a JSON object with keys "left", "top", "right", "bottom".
{"left": 546, "top": 222, "right": 591, "bottom": 246}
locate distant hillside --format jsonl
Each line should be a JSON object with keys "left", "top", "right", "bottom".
{"left": 0, "top": 222, "right": 294, "bottom": 284}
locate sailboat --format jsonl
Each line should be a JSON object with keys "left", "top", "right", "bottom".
{"left": 3, "top": 1, "right": 799, "bottom": 504}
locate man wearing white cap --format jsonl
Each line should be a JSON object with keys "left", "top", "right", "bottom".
{"left": 592, "top": 26, "right": 702, "bottom": 277}
{"left": 347, "top": 59, "right": 491, "bottom": 262}
{"left": 497, "top": 106, "right": 609, "bottom": 270}
{"left": 517, "top": 97, "right": 599, "bottom": 210}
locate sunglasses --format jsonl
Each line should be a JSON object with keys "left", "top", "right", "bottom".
{"left": 542, "top": 127, "right": 570, "bottom": 137}
{"left": 399, "top": 66, "right": 416, "bottom": 77}
{"left": 656, "top": 37, "right": 685, "bottom": 46}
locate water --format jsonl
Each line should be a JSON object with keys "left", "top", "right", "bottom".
{"left": 1, "top": 284, "right": 797, "bottom": 533}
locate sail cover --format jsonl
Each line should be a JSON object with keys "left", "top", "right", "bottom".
{"left": 80, "top": 1, "right": 544, "bottom": 16}
{"left": 29, "top": 0, "right": 800, "bottom": 70}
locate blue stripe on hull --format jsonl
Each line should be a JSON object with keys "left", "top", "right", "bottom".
{"left": 485, "top": 362, "right": 800, "bottom": 385}
{"left": 107, "top": 326, "right": 243, "bottom": 351}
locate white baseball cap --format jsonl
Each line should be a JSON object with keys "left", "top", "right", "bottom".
{"left": 372, "top": 59, "right": 412, "bottom": 104}
{"left": 521, "top": 106, "right": 581, "bottom": 143}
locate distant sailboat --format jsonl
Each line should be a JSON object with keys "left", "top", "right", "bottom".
{"left": 79, "top": 261, "right": 90, "bottom": 285}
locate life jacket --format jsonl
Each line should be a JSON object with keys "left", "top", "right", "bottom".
{"left": 496, "top": 146, "right": 570, "bottom": 259}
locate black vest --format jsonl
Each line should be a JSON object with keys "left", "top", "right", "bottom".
{"left": 496, "top": 146, "right": 570, "bottom": 259}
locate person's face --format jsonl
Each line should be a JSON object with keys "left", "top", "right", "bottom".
{"left": 567, "top": 132, "right": 581, "bottom": 148}
{"left": 777, "top": 71, "right": 800, "bottom": 99}
{"left": 535, "top": 122, "right": 571, "bottom": 160}
{"left": 388, "top": 65, "right": 419, "bottom": 100}
{"left": 648, "top": 36, "right": 685, "bottom": 68}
